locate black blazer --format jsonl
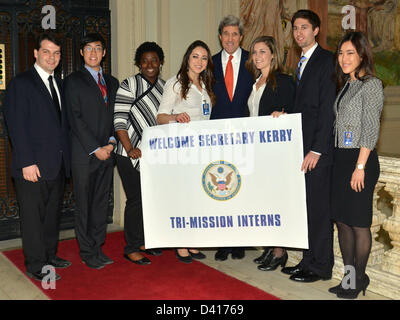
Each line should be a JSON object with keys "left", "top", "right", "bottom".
{"left": 210, "top": 49, "right": 253, "bottom": 119}
{"left": 3, "top": 67, "right": 71, "bottom": 179}
{"left": 64, "top": 68, "right": 119, "bottom": 164}
{"left": 292, "top": 45, "right": 336, "bottom": 167}
{"left": 257, "top": 73, "right": 295, "bottom": 116}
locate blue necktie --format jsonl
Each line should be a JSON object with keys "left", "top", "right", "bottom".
{"left": 296, "top": 56, "right": 307, "bottom": 83}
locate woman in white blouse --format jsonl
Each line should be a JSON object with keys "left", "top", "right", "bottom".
{"left": 157, "top": 40, "right": 216, "bottom": 263}
{"left": 157, "top": 40, "right": 216, "bottom": 125}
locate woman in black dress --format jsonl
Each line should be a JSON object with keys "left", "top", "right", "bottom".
{"left": 329, "top": 31, "right": 384, "bottom": 299}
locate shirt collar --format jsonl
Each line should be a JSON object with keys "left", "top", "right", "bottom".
{"left": 222, "top": 47, "right": 242, "bottom": 63}
{"left": 34, "top": 63, "right": 55, "bottom": 83}
{"left": 85, "top": 65, "right": 103, "bottom": 82}
{"left": 302, "top": 42, "right": 318, "bottom": 60}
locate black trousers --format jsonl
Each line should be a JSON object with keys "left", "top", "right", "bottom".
{"left": 72, "top": 157, "right": 114, "bottom": 260}
{"left": 14, "top": 169, "right": 65, "bottom": 273}
{"left": 299, "top": 165, "right": 334, "bottom": 278}
{"left": 115, "top": 154, "right": 145, "bottom": 254}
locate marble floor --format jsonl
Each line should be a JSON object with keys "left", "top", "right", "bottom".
{"left": 0, "top": 225, "right": 390, "bottom": 300}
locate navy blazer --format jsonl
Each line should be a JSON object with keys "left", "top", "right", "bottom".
{"left": 292, "top": 45, "right": 336, "bottom": 167}
{"left": 211, "top": 49, "right": 253, "bottom": 119}
{"left": 3, "top": 67, "right": 71, "bottom": 180}
{"left": 258, "top": 73, "right": 295, "bottom": 116}
{"left": 64, "top": 68, "right": 119, "bottom": 164}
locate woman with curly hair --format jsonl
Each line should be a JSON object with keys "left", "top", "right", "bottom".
{"left": 114, "top": 41, "right": 165, "bottom": 265}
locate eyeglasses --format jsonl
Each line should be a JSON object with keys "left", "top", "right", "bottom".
{"left": 83, "top": 46, "right": 104, "bottom": 53}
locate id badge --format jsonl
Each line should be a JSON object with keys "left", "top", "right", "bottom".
{"left": 344, "top": 131, "right": 353, "bottom": 146}
{"left": 203, "top": 100, "right": 210, "bottom": 115}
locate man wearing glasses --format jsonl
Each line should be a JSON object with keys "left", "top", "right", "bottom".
{"left": 64, "top": 33, "right": 119, "bottom": 270}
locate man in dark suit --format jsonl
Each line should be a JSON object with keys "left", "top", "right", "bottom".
{"left": 211, "top": 15, "right": 253, "bottom": 261}
{"left": 3, "top": 33, "right": 71, "bottom": 281}
{"left": 281, "top": 10, "right": 336, "bottom": 282}
{"left": 64, "top": 33, "right": 119, "bottom": 270}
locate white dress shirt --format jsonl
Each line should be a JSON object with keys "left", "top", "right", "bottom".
{"left": 34, "top": 63, "right": 61, "bottom": 109}
{"left": 298, "top": 42, "right": 318, "bottom": 79}
{"left": 158, "top": 76, "right": 212, "bottom": 122}
{"left": 221, "top": 47, "right": 242, "bottom": 97}
{"left": 248, "top": 75, "right": 266, "bottom": 117}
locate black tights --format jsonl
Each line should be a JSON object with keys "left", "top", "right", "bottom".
{"left": 336, "top": 221, "right": 371, "bottom": 282}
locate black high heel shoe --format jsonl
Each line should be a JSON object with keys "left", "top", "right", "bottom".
{"left": 258, "top": 251, "right": 288, "bottom": 271}
{"left": 336, "top": 274, "right": 370, "bottom": 299}
{"left": 253, "top": 248, "right": 273, "bottom": 264}
{"left": 175, "top": 249, "right": 192, "bottom": 264}
{"left": 328, "top": 283, "right": 345, "bottom": 294}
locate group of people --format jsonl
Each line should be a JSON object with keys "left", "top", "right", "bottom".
{"left": 3, "top": 9, "right": 384, "bottom": 300}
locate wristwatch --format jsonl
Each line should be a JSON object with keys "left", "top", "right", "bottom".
{"left": 356, "top": 163, "right": 365, "bottom": 170}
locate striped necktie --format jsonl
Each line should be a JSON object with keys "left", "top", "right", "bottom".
{"left": 97, "top": 72, "right": 108, "bottom": 106}
{"left": 296, "top": 56, "right": 307, "bottom": 83}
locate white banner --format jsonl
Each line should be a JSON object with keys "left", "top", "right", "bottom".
{"left": 140, "top": 114, "right": 308, "bottom": 249}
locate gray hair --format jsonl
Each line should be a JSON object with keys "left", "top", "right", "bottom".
{"left": 218, "top": 15, "right": 244, "bottom": 35}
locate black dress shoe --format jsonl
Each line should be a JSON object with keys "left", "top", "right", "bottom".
{"left": 231, "top": 248, "right": 245, "bottom": 260}
{"left": 253, "top": 248, "right": 273, "bottom": 264}
{"left": 140, "top": 248, "right": 163, "bottom": 256}
{"left": 289, "top": 269, "right": 331, "bottom": 283}
{"left": 26, "top": 270, "right": 61, "bottom": 281}
{"left": 82, "top": 257, "right": 105, "bottom": 270}
{"left": 189, "top": 250, "right": 206, "bottom": 259}
{"left": 215, "top": 249, "right": 230, "bottom": 261}
{"left": 124, "top": 254, "right": 151, "bottom": 265}
{"left": 175, "top": 250, "right": 192, "bottom": 264}
{"left": 258, "top": 251, "right": 288, "bottom": 271}
{"left": 281, "top": 264, "right": 303, "bottom": 275}
{"left": 48, "top": 256, "right": 72, "bottom": 269}
{"left": 98, "top": 251, "right": 114, "bottom": 265}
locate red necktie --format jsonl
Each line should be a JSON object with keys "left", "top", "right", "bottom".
{"left": 97, "top": 72, "right": 108, "bottom": 106}
{"left": 225, "top": 55, "right": 234, "bottom": 101}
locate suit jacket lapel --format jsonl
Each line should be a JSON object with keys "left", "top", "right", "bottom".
{"left": 233, "top": 50, "right": 247, "bottom": 102}
{"left": 81, "top": 68, "right": 106, "bottom": 106}
{"left": 30, "top": 67, "right": 61, "bottom": 124}
{"left": 297, "top": 45, "right": 321, "bottom": 91}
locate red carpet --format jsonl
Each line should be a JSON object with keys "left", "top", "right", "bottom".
{"left": 2, "top": 232, "right": 279, "bottom": 300}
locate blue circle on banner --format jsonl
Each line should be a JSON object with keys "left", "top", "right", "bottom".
{"left": 202, "top": 160, "right": 241, "bottom": 201}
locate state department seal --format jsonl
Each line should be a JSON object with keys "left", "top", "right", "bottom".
{"left": 202, "top": 160, "right": 241, "bottom": 201}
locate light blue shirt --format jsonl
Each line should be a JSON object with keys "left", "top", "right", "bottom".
{"left": 84, "top": 65, "right": 116, "bottom": 155}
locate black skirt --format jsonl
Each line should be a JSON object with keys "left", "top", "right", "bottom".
{"left": 331, "top": 148, "right": 379, "bottom": 228}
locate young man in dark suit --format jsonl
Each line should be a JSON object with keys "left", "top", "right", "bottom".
{"left": 3, "top": 33, "right": 71, "bottom": 281}
{"left": 64, "top": 33, "right": 119, "bottom": 270}
{"left": 280, "top": 10, "right": 336, "bottom": 282}
{"left": 211, "top": 15, "right": 253, "bottom": 261}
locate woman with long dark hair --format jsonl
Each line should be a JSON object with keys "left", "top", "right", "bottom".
{"left": 157, "top": 40, "right": 215, "bottom": 124}
{"left": 157, "top": 40, "right": 215, "bottom": 263}
{"left": 329, "top": 31, "right": 384, "bottom": 299}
